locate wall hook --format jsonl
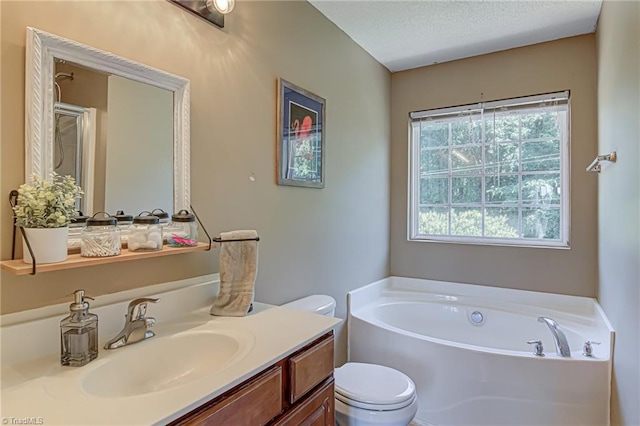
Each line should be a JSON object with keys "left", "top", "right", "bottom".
{"left": 586, "top": 151, "right": 617, "bottom": 173}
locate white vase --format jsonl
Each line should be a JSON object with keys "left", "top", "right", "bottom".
{"left": 22, "top": 227, "right": 69, "bottom": 264}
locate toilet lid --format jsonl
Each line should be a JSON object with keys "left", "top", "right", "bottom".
{"left": 334, "top": 362, "right": 416, "bottom": 409}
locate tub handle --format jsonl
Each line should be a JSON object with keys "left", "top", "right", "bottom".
{"left": 527, "top": 340, "right": 545, "bottom": 357}
{"left": 583, "top": 341, "right": 601, "bottom": 357}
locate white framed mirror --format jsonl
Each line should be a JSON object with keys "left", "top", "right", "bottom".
{"left": 25, "top": 27, "right": 190, "bottom": 236}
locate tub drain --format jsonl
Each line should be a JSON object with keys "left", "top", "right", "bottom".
{"left": 470, "top": 311, "right": 484, "bottom": 324}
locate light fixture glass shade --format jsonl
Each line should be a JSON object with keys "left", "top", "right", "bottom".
{"left": 206, "top": 0, "right": 235, "bottom": 15}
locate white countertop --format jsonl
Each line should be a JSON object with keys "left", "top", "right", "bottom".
{"left": 1, "top": 276, "right": 340, "bottom": 425}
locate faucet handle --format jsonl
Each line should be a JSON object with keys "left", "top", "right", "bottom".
{"left": 127, "top": 297, "right": 159, "bottom": 320}
{"left": 527, "top": 340, "right": 545, "bottom": 356}
{"left": 583, "top": 341, "right": 600, "bottom": 357}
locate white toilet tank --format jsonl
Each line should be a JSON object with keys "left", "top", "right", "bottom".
{"left": 282, "top": 295, "right": 336, "bottom": 317}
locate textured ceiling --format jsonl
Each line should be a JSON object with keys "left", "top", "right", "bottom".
{"left": 308, "top": 0, "right": 603, "bottom": 72}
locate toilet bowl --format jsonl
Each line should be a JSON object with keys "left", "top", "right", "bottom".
{"left": 334, "top": 362, "right": 418, "bottom": 426}
{"left": 282, "top": 295, "right": 418, "bottom": 426}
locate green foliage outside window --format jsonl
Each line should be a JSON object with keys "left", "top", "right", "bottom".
{"left": 419, "top": 209, "right": 519, "bottom": 238}
{"left": 416, "top": 107, "right": 565, "bottom": 241}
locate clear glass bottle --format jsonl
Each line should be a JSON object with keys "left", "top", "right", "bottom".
{"left": 60, "top": 290, "right": 98, "bottom": 367}
{"left": 167, "top": 210, "right": 198, "bottom": 247}
{"left": 81, "top": 213, "right": 121, "bottom": 257}
{"left": 129, "top": 212, "right": 163, "bottom": 251}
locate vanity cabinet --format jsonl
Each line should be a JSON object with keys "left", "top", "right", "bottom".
{"left": 169, "top": 332, "right": 335, "bottom": 426}
{"left": 273, "top": 380, "right": 334, "bottom": 426}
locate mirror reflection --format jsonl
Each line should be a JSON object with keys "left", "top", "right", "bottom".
{"left": 25, "top": 27, "right": 191, "bottom": 247}
{"left": 53, "top": 61, "right": 174, "bottom": 217}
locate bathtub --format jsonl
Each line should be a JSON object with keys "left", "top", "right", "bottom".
{"left": 347, "top": 276, "right": 614, "bottom": 426}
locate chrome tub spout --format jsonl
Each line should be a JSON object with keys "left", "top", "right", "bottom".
{"left": 538, "top": 316, "right": 571, "bottom": 357}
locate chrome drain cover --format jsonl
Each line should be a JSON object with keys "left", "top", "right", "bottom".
{"left": 470, "top": 311, "right": 484, "bottom": 324}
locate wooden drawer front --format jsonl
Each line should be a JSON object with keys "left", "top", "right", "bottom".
{"left": 288, "top": 334, "right": 334, "bottom": 403}
{"left": 274, "top": 379, "right": 335, "bottom": 426}
{"left": 183, "top": 366, "right": 283, "bottom": 426}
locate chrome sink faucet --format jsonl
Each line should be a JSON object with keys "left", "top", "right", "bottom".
{"left": 538, "top": 316, "right": 571, "bottom": 357}
{"left": 104, "top": 298, "right": 159, "bottom": 350}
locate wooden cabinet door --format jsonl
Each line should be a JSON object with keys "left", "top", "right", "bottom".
{"left": 274, "top": 379, "right": 334, "bottom": 426}
{"left": 173, "top": 366, "right": 283, "bottom": 426}
{"left": 288, "top": 334, "right": 334, "bottom": 403}
{"left": 169, "top": 332, "right": 335, "bottom": 426}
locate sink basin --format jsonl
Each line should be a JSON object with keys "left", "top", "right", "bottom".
{"left": 82, "top": 330, "right": 254, "bottom": 397}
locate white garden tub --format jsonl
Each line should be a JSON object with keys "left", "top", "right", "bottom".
{"left": 348, "top": 276, "right": 614, "bottom": 426}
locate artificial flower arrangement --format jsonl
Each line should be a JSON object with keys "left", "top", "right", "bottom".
{"left": 13, "top": 172, "right": 83, "bottom": 228}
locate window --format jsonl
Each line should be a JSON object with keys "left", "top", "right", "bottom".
{"left": 408, "top": 92, "right": 570, "bottom": 247}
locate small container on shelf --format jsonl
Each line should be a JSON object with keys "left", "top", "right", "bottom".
{"left": 129, "top": 212, "right": 163, "bottom": 252}
{"left": 113, "top": 210, "right": 133, "bottom": 229}
{"left": 113, "top": 210, "right": 133, "bottom": 247}
{"left": 69, "top": 211, "right": 90, "bottom": 251}
{"left": 167, "top": 210, "right": 198, "bottom": 247}
{"left": 70, "top": 211, "right": 90, "bottom": 229}
{"left": 150, "top": 208, "right": 170, "bottom": 224}
{"left": 81, "top": 213, "right": 121, "bottom": 258}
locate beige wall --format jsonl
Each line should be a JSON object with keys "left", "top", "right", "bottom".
{"left": 596, "top": 1, "right": 640, "bottom": 424}
{"left": 390, "top": 35, "right": 598, "bottom": 297}
{"left": 0, "top": 1, "right": 391, "bottom": 364}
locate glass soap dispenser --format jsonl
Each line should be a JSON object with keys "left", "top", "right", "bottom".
{"left": 60, "top": 290, "right": 98, "bottom": 367}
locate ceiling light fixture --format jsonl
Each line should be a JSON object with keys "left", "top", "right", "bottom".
{"left": 169, "top": 0, "right": 234, "bottom": 29}
{"left": 206, "top": 0, "right": 234, "bottom": 14}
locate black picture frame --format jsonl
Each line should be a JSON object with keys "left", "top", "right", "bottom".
{"left": 276, "top": 79, "right": 326, "bottom": 188}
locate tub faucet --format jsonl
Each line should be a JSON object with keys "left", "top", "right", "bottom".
{"left": 104, "top": 298, "right": 159, "bottom": 349}
{"left": 537, "top": 316, "right": 571, "bottom": 357}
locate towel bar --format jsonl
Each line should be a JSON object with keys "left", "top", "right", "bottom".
{"left": 212, "top": 236, "right": 260, "bottom": 243}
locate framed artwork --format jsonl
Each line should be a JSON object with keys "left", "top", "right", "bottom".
{"left": 276, "top": 78, "right": 326, "bottom": 188}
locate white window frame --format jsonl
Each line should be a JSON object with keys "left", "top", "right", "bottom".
{"left": 408, "top": 91, "right": 570, "bottom": 248}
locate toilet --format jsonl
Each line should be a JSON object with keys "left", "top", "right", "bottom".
{"left": 283, "top": 295, "right": 418, "bottom": 426}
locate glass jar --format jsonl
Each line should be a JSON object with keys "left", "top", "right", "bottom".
{"left": 70, "top": 211, "right": 90, "bottom": 251}
{"left": 167, "top": 210, "right": 198, "bottom": 247}
{"left": 113, "top": 210, "right": 133, "bottom": 228}
{"left": 70, "top": 211, "right": 90, "bottom": 229}
{"left": 113, "top": 210, "right": 133, "bottom": 248}
{"left": 81, "top": 213, "right": 121, "bottom": 257}
{"left": 128, "top": 213, "right": 163, "bottom": 252}
{"left": 150, "top": 208, "right": 170, "bottom": 225}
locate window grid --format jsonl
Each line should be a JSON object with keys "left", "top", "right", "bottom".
{"left": 480, "top": 111, "right": 486, "bottom": 238}
{"left": 410, "top": 93, "right": 569, "bottom": 247}
{"left": 517, "top": 113, "right": 523, "bottom": 238}
{"left": 447, "top": 120, "right": 452, "bottom": 234}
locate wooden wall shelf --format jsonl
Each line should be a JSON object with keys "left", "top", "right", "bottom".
{"left": 0, "top": 242, "right": 211, "bottom": 276}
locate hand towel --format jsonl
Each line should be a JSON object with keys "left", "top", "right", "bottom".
{"left": 210, "top": 230, "right": 258, "bottom": 317}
